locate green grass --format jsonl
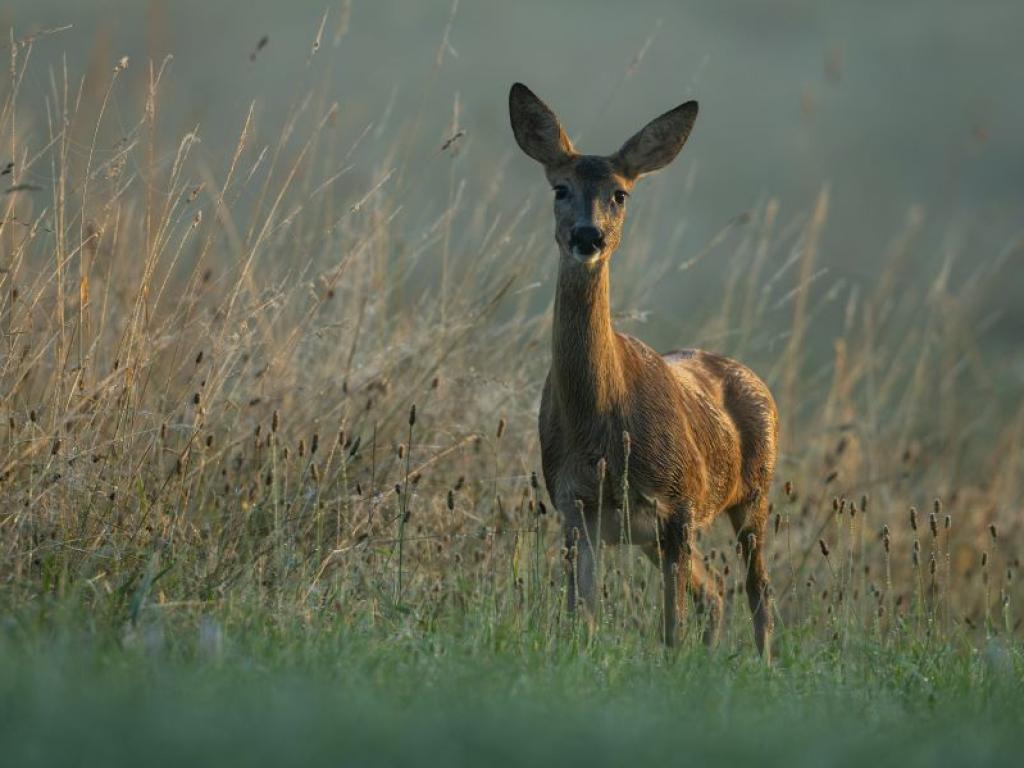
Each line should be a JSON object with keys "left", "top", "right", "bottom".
{"left": 2, "top": 601, "right": 1023, "bottom": 767}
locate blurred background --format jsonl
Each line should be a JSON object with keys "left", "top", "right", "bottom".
{"left": 3, "top": 0, "right": 1022, "bottom": 393}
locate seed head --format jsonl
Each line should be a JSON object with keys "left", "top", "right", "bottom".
{"left": 409, "top": 404, "right": 417, "bottom": 426}
{"left": 909, "top": 506, "right": 918, "bottom": 531}
{"left": 819, "top": 539, "right": 830, "bottom": 558}
{"left": 496, "top": 418, "right": 506, "bottom": 439}
{"left": 271, "top": 410, "right": 280, "bottom": 433}
{"left": 989, "top": 523, "right": 998, "bottom": 541}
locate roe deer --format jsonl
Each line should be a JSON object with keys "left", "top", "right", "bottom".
{"left": 509, "top": 83, "right": 778, "bottom": 659}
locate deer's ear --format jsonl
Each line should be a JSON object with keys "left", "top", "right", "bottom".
{"left": 509, "top": 83, "right": 575, "bottom": 167}
{"left": 613, "top": 101, "right": 698, "bottom": 180}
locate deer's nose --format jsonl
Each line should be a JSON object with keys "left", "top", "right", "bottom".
{"left": 570, "top": 226, "right": 605, "bottom": 255}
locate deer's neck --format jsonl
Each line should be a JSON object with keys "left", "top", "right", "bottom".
{"left": 551, "top": 257, "right": 625, "bottom": 416}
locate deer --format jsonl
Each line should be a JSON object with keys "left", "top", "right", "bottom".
{"left": 509, "top": 83, "right": 778, "bottom": 659}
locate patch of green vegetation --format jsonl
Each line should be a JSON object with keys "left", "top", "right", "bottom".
{"left": 2, "top": 600, "right": 1021, "bottom": 767}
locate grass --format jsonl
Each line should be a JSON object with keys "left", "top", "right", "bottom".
{"left": 2, "top": 603, "right": 1023, "bottom": 766}
{"left": 1, "top": 12, "right": 1023, "bottom": 766}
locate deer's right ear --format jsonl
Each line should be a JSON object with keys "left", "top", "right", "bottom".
{"left": 509, "top": 83, "right": 574, "bottom": 167}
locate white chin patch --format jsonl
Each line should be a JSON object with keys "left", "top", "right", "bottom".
{"left": 571, "top": 247, "right": 602, "bottom": 266}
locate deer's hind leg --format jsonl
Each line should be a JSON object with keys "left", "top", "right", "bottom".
{"left": 689, "top": 547, "right": 724, "bottom": 648}
{"left": 727, "top": 492, "right": 773, "bottom": 662}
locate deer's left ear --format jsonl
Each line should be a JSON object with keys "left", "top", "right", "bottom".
{"left": 613, "top": 101, "right": 698, "bottom": 180}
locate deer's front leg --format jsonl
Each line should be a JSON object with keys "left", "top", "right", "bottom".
{"left": 563, "top": 501, "right": 598, "bottom": 617}
{"left": 658, "top": 506, "right": 693, "bottom": 647}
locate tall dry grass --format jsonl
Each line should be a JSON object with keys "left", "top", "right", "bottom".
{"left": 1, "top": 21, "right": 1021, "bottom": 651}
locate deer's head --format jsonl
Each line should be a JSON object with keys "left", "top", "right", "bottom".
{"left": 509, "top": 82, "right": 698, "bottom": 268}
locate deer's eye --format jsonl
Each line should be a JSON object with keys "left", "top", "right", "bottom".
{"left": 553, "top": 185, "right": 570, "bottom": 201}
{"left": 613, "top": 190, "right": 628, "bottom": 206}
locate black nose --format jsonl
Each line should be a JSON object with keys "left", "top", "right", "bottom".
{"left": 570, "top": 226, "right": 605, "bottom": 255}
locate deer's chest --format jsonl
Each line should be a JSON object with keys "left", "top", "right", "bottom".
{"left": 539, "top": 385, "right": 662, "bottom": 538}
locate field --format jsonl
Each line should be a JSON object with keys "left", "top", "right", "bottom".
{"left": 2, "top": 5, "right": 1023, "bottom": 766}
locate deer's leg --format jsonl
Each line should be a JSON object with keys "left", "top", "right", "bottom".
{"left": 647, "top": 535, "right": 721, "bottom": 648}
{"left": 657, "top": 507, "right": 692, "bottom": 647}
{"left": 688, "top": 549, "right": 724, "bottom": 648}
{"left": 728, "top": 494, "right": 774, "bottom": 662}
{"left": 563, "top": 506, "right": 598, "bottom": 618}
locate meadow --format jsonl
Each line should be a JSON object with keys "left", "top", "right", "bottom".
{"left": 1, "top": 9, "right": 1023, "bottom": 766}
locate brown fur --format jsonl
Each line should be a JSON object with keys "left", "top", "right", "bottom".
{"left": 510, "top": 83, "right": 778, "bottom": 658}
